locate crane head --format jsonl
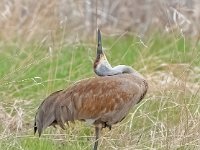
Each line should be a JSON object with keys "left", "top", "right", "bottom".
{"left": 93, "top": 29, "right": 112, "bottom": 76}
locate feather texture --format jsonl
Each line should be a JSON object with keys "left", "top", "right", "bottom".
{"left": 34, "top": 73, "right": 148, "bottom": 136}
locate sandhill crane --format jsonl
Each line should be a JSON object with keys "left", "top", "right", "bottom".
{"left": 94, "top": 29, "right": 135, "bottom": 76}
{"left": 34, "top": 29, "right": 148, "bottom": 150}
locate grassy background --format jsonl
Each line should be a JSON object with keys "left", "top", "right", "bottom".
{"left": 0, "top": 30, "right": 200, "bottom": 150}
{"left": 1, "top": 1, "right": 200, "bottom": 149}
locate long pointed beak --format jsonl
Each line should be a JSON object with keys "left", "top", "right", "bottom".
{"left": 94, "top": 29, "right": 112, "bottom": 76}
{"left": 97, "top": 29, "right": 103, "bottom": 56}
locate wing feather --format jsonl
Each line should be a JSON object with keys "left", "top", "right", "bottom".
{"left": 34, "top": 74, "right": 147, "bottom": 136}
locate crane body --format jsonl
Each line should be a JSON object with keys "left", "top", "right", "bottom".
{"left": 34, "top": 29, "right": 148, "bottom": 150}
{"left": 34, "top": 74, "right": 147, "bottom": 136}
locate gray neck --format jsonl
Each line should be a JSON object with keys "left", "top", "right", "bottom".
{"left": 95, "top": 63, "right": 143, "bottom": 78}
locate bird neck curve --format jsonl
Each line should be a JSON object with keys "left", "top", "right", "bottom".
{"left": 94, "top": 29, "right": 144, "bottom": 79}
{"left": 94, "top": 59, "right": 144, "bottom": 78}
{"left": 112, "top": 65, "right": 144, "bottom": 79}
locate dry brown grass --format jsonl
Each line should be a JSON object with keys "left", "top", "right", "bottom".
{"left": 0, "top": 0, "right": 200, "bottom": 149}
{"left": 0, "top": 0, "right": 200, "bottom": 42}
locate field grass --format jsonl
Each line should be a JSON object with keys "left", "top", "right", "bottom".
{"left": 0, "top": 32, "right": 200, "bottom": 150}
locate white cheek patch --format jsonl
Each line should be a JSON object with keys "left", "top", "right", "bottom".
{"left": 100, "top": 59, "right": 112, "bottom": 68}
{"left": 95, "top": 59, "right": 113, "bottom": 76}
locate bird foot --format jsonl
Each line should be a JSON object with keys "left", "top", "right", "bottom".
{"left": 102, "top": 122, "right": 112, "bottom": 130}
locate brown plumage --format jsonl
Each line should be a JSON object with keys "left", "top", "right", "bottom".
{"left": 34, "top": 74, "right": 148, "bottom": 148}
{"left": 34, "top": 29, "right": 148, "bottom": 150}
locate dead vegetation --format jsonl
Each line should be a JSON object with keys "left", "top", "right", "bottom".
{"left": 0, "top": 0, "right": 200, "bottom": 149}
{"left": 0, "top": 0, "right": 200, "bottom": 42}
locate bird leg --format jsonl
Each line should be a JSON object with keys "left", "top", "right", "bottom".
{"left": 93, "top": 126, "right": 100, "bottom": 150}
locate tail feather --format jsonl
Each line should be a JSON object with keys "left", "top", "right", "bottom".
{"left": 34, "top": 119, "right": 37, "bottom": 135}
{"left": 34, "top": 90, "right": 74, "bottom": 136}
{"left": 34, "top": 101, "right": 55, "bottom": 136}
{"left": 60, "top": 106, "right": 74, "bottom": 125}
{"left": 55, "top": 105, "right": 66, "bottom": 130}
